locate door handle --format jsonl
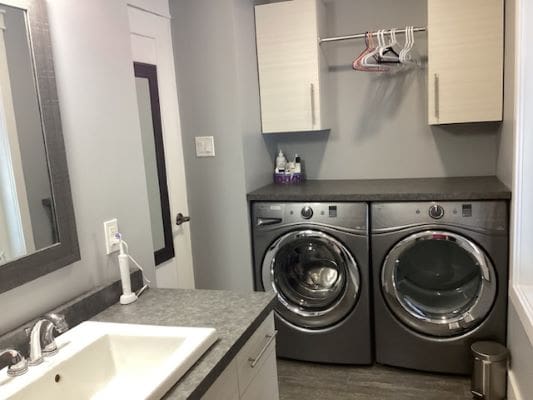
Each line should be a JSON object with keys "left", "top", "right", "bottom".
{"left": 176, "top": 213, "right": 191, "bottom": 226}
{"left": 248, "top": 331, "right": 278, "bottom": 368}
{"left": 434, "top": 73, "right": 440, "bottom": 121}
{"left": 256, "top": 218, "right": 282, "bottom": 227}
{"left": 310, "top": 82, "right": 316, "bottom": 127}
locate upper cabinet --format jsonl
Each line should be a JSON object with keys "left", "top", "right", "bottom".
{"left": 428, "top": 0, "right": 504, "bottom": 125}
{"left": 255, "top": 0, "right": 329, "bottom": 134}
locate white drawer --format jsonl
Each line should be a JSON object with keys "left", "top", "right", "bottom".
{"left": 236, "top": 312, "right": 276, "bottom": 396}
{"left": 202, "top": 360, "right": 239, "bottom": 400}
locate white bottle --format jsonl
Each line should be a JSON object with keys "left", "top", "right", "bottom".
{"left": 276, "top": 150, "right": 287, "bottom": 173}
{"left": 294, "top": 154, "right": 302, "bottom": 174}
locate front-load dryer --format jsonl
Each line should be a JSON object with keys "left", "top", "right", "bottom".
{"left": 252, "top": 202, "right": 372, "bottom": 364}
{"left": 371, "top": 201, "right": 508, "bottom": 374}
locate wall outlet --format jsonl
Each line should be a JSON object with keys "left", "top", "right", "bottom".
{"left": 195, "top": 136, "right": 216, "bottom": 157}
{"left": 103, "top": 218, "right": 120, "bottom": 254}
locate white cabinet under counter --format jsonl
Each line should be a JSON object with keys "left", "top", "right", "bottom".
{"left": 254, "top": 0, "right": 329, "bottom": 134}
{"left": 202, "top": 313, "right": 278, "bottom": 400}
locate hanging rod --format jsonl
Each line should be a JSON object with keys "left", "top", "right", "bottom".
{"left": 319, "top": 26, "right": 427, "bottom": 44}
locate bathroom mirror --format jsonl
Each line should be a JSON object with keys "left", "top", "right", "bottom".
{"left": 0, "top": 0, "right": 79, "bottom": 294}
{"left": 134, "top": 62, "right": 174, "bottom": 265}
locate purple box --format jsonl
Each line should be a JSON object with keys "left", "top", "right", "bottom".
{"left": 274, "top": 173, "right": 304, "bottom": 185}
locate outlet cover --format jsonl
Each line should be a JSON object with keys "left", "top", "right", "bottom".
{"left": 104, "top": 219, "right": 119, "bottom": 254}
{"left": 195, "top": 136, "right": 215, "bottom": 157}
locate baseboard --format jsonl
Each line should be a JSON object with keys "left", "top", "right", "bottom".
{"left": 508, "top": 371, "right": 524, "bottom": 400}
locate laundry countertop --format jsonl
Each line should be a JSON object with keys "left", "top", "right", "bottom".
{"left": 247, "top": 176, "right": 511, "bottom": 202}
{"left": 91, "top": 288, "right": 276, "bottom": 400}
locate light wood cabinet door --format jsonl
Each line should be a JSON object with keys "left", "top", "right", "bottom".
{"left": 255, "top": 0, "right": 328, "bottom": 133}
{"left": 428, "top": 0, "right": 504, "bottom": 125}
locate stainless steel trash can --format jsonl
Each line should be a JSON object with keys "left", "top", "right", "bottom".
{"left": 471, "top": 341, "right": 509, "bottom": 400}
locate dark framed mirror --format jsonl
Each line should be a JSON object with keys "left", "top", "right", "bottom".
{"left": 134, "top": 62, "right": 175, "bottom": 265}
{"left": 0, "top": 0, "right": 79, "bottom": 294}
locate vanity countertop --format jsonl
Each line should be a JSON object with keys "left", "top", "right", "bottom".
{"left": 91, "top": 288, "right": 276, "bottom": 400}
{"left": 247, "top": 176, "right": 511, "bottom": 202}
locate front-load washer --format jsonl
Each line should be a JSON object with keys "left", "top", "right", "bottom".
{"left": 252, "top": 202, "right": 372, "bottom": 364}
{"left": 371, "top": 201, "right": 508, "bottom": 374}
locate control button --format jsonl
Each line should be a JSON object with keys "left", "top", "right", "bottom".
{"left": 301, "top": 206, "right": 314, "bottom": 219}
{"left": 329, "top": 206, "right": 337, "bottom": 218}
{"left": 429, "top": 204, "right": 445, "bottom": 219}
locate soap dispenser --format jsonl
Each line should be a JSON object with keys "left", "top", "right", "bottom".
{"left": 276, "top": 150, "right": 287, "bottom": 173}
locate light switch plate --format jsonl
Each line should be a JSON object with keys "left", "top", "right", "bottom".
{"left": 195, "top": 136, "right": 216, "bottom": 157}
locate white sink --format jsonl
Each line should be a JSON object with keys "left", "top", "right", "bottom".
{"left": 0, "top": 321, "right": 217, "bottom": 400}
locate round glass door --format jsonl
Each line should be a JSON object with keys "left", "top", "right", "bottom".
{"left": 262, "top": 230, "right": 360, "bottom": 329}
{"left": 381, "top": 230, "right": 497, "bottom": 337}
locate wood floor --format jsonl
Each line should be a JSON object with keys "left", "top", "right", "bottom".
{"left": 277, "top": 359, "right": 472, "bottom": 400}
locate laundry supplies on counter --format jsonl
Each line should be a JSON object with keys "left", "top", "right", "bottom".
{"left": 274, "top": 150, "right": 304, "bottom": 184}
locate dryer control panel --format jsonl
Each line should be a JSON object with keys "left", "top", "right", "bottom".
{"left": 252, "top": 202, "right": 368, "bottom": 232}
{"left": 371, "top": 201, "right": 508, "bottom": 233}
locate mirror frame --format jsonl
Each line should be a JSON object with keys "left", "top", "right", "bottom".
{"left": 0, "top": 0, "right": 79, "bottom": 294}
{"left": 133, "top": 62, "right": 175, "bottom": 266}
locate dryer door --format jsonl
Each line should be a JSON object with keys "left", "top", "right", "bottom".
{"left": 381, "top": 230, "right": 497, "bottom": 337}
{"left": 262, "top": 230, "right": 360, "bottom": 329}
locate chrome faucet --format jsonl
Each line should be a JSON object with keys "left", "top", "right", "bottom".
{"left": 0, "top": 349, "right": 28, "bottom": 377}
{"left": 27, "top": 313, "right": 69, "bottom": 366}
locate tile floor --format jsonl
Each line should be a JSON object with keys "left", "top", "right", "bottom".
{"left": 277, "top": 359, "right": 472, "bottom": 400}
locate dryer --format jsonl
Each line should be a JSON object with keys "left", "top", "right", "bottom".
{"left": 371, "top": 201, "right": 508, "bottom": 374}
{"left": 252, "top": 202, "right": 372, "bottom": 364}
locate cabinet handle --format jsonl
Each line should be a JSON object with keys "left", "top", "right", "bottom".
{"left": 248, "top": 331, "right": 277, "bottom": 368}
{"left": 434, "top": 73, "right": 440, "bottom": 121}
{"left": 310, "top": 83, "right": 316, "bottom": 127}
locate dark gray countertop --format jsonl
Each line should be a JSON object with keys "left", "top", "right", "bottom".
{"left": 247, "top": 176, "right": 511, "bottom": 202}
{"left": 91, "top": 288, "right": 276, "bottom": 400}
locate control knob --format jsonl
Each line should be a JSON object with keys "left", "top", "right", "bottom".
{"left": 429, "top": 204, "right": 445, "bottom": 219}
{"left": 301, "top": 206, "right": 314, "bottom": 219}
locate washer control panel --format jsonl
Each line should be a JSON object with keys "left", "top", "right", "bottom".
{"left": 252, "top": 202, "right": 368, "bottom": 231}
{"left": 428, "top": 204, "right": 445, "bottom": 219}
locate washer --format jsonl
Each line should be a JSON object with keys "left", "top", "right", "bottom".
{"left": 252, "top": 202, "right": 372, "bottom": 364}
{"left": 371, "top": 201, "right": 508, "bottom": 374}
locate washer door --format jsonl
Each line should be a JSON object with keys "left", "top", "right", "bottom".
{"left": 262, "top": 230, "right": 360, "bottom": 329}
{"left": 382, "top": 230, "right": 497, "bottom": 337}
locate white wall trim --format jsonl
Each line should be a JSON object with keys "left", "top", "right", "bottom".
{"left": 126, "top": 2, "right": 170, "bottom": 20}
{"left": 508, "top": 370, "right": 525, "bottom": 400}
{"left": 510, "top": 0, "right": 533, "bottom": 334}
{"left": 0, "top": 0, "right": 29, "bottom": 11}
{"left": 510, "top": 285, "right": 533, "bottom": 347}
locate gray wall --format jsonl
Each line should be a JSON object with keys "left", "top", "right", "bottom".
{"left": 0, "top": 0, "right": 156, "bottom": 335}
{"left": 171, "top": 0, "right": 502, "bottom": 291}
{"left": 263, "top": 0, "right": 500, "bottom": 179}
{"left": 171, "top": 0, "right": 271, "bottom": 291}
{"left": 496, "top": 0, "right": 516, "bottom": 189}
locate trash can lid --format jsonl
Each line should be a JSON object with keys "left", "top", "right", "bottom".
{"left": 471, "top": 341, "right": 509, "bottom": 362}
